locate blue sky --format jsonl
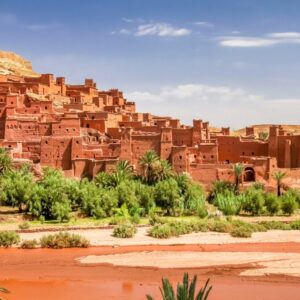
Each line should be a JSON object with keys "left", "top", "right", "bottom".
{"left": 1, "top": 0, "right": 300, "bottom": 128}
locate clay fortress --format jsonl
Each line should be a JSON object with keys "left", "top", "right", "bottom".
{"left": 0, "top": 51, "right": 300, "bottom": 189}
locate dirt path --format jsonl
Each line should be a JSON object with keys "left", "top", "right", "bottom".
{"left": 1, "top": 243, "right": 300, "bottom": 300}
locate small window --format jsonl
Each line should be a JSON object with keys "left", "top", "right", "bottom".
{"left": 76, "top": 140, "right": 79, "bottom": 144}
{"left": 45, "top": 106, "right": 48, "bottom": 110}
{"left": 211, "top": 155, "right": 214, "bottom": 159}
{"left": 251, "top": 152, "right": 254, "bottom": 155}
{"left": 203, "top": 155, "right": 206, "bottom": 159}
{"left": 45, "top": 141, "right": 48, "bottom": 144}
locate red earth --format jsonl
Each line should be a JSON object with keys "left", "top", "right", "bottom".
{"left": 1, "top": 243, "right": 300, "bottom": 300}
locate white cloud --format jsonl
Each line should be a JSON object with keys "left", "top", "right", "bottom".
{"left": 268, "top": 32, "right": 300, "bottom": 39}
{"left": 135, "top": 23, "right": 191, "bottom": 37}
{"left": 219, "top": 32, "right": 300, "bottom": 48}
{"left": 119, "top": 29, "right": 131, "bottom": 35}
{"left": 127, "top": 83, "right": 300, "bottom": 128}
{"left": 122, "top": 18, "right": 144, "bottom": 23}
{"left": 193, "top": 21, "right": 214, "bottom": 28}
{"left": 219, "top": 37, "right": 278, "bottom": 48}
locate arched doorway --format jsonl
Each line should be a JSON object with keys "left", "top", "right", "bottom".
{"left": 244, "top": 167, "right": 255, "bottom": 182}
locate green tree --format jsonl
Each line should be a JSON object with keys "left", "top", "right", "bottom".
{"left": 29, "top": 167, "right": 71, "bottom": 221}
{"left": 0, "top": 148, "right": 12, "bottom": 175}
{"left": 111, "top": 160, "right": 134, "bottom": 186}
{"left": 233, "top": 163, "right": 244, "bottom": 194}
{"left": 258, "top": 131, "right": 269, "bottom": 141}
{"left": 139, "top": 150, "right": 160, "bottom": 184}
{"left": 154, "top": 178, "right": 183, "bottom": 216}
{"left": 146, "top": 273, "right": 212, "bottom": 300}
{"left": 157, "top": 159, "right": 174, "bottom": 181}
{"left": 272, "top": 170, "right": 286, "bottom": 196}
{"left": 0, "top": 165, "right": 34, "bottom": 212}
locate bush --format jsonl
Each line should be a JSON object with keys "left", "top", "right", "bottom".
{"left": 208, "top": 180, "right": 235, "bottom": 203}
{"left": 0, "top": 231, "right": 20, "bottom": 247}
{"left": 81, "top": 182, "right": 118, "bottom": 219}
{"left": 40, "top": 232, "right": 90, "bottom": 248}
{"left": 183, "top": 183, "right": 206, "bottom": 216}
{"left": 242, "top": 189, "right": 265, "bottom": 215}
{"left": 281, "top": 193, "right": 298, "bottom": 215}
{"left": 214, "top": 191, "right": 244, "bottom": 215}
{"left": 259, "top": 221, "right": 291, "bottom": 230}
{"left": 112, "top": 223, "right": 137, "bottom": 238}
{"left": 20, "top": 239, "right": 38, "bottom": 249}
{"left": 290, "top": 221, "right": 300, "bottom": 230}
{"left": 211, "top": 220, "right": 234, "bottom": 233}
{"left": 264, "top": 193, "right": 281, "bottom": 215}
{"left": 18, "top": 221, "right": 30, "bottom": 230}
{"left": 230, "top": 226, "right": 252, "bottom": 238}
{"left": 149, "top": 223, "right": 177, "bottom": 239}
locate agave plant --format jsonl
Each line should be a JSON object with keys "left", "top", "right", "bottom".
{"left": 0, "top": 287, "right": 9, "bottom": 300}
{"left": 146, "top": 273, "right": 212, "bottom": 300}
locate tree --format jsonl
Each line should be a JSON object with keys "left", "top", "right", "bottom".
{"left": 28, "top": 167, "right": 71, "bottom": 221}
{"left": 272, "top": 170, "right": 286, "bottom": 196}
{"left": 139, "top": 150, "right": 160, "bottom": 184}
{"left": 0, "top": 165, "right": 34, "bottom": 212}
{"left": 146, "top": 273, "right": 212, "bottom": 300}
{"left": 233, "top": 163, "right": 244, "bottom": 194}
{"left": 0, "top": 148, "right": 12, "bottom": 176}
{"left": 157, "top": 159, "right": 174, "bottom": 181}
{"left": 154, "top": 178, "right": 183, "bottom": 216}
{"left": 111, "top": 160, "right": 134, "bottom": 186}
{"left": 258, "top": 131, "right": 269, "bottom": 141}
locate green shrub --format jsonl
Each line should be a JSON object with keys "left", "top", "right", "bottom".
{"left": 18, "top": 221, "right": 30, "bottom": 230}
{"left": 20, "top": 239, "right": 38, "bottom": 249}
{"left": 281, "top": 193, "right": 298, "bottom": 215}
{"left": 211, "top": 220, "right": 233, "bottom": 233}
{"left": 290, "top": 220, "right": 300, "bottom": 230}
{"left": 183, "top": 183, "right": 206, "bottom": 215}
{"left": 112, "top": 223, "right": 137, "bottom": 238}
{"left": 40, "top": 232, "right": 90, "bottom": 248}
{"left": 285, "top": 189, "right": 300, "bottom": 206}
{"left": 259, "top": 221, "right": 291, "bottom": 230}
{"left": 230, "top": 226, "right": 252, "bottom": 238}
{"left": 0, "top": 231, "right": 20, "bottom": 247}
{"left": 190, "top": 220, "right": 211, "bottom": 232}
{"left": 149, "top": 223, "right": 178, "bottom": 239}
{"left": 252, "top": 182, "right": 265, "bottom": 190}
{"left": 208, "top": 180, "right": 235, "bottom": 203}
{"left": 242, "top": 189, "right": 265, "bottom": 215}
{"left": 264, "top": 193, "right": 281, "bottom": 215}
{"left": 214, "top": 191, "right": 244, "bottom": 215}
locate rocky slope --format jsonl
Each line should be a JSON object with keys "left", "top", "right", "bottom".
{"left": 0, "top": 50, "right": 39, "bottom": 77}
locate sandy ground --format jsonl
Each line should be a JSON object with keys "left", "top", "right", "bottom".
{"left": 1, "top": 244, "right": 300, "bottom": 300}
{"left": 19, "top": 227, "right": 300, "bottom": 246}
{"left": 78, "top": 251, "right": 300, "bottom": 277}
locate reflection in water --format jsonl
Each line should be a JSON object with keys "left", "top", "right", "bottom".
{"left": 122, "top": 281, "right": 133, "bottom": 293}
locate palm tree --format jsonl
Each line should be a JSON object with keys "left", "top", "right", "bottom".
{"left": 139, "top": 150, "right": 160, "bottom": 184}
{"left": 111, "top": 160, "right": 134, "bottom": 186}
{"left": 146, "top": 273, "right": 212, "bottom": 300}
{"left": 157, "top": 159, "right": 174, "bottom": 181}
{"left": 233, "top": 163, "right": 244, "bottom": 194}
{"left": 0, "top": 148, "right": 12, "bottom": 176}
{"left": 272, "top": 170, "right": 286, "bottom": 196}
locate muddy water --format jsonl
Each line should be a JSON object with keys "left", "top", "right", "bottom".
{"left": 1, "top": 243, "right": 300, "bottom": 300}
